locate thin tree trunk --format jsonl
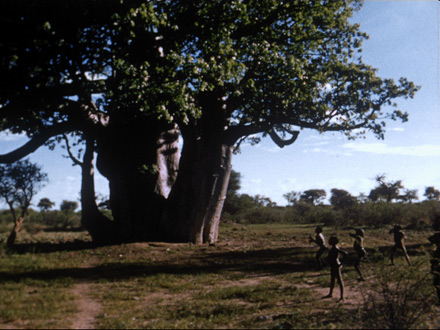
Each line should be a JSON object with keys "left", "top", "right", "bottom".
{"left": 6, "top": 216, "right": 24, "bottom": 247}
{"left": 202, "top": 145, "right": 232, "bottom": 244}
{"left": 80, "top": 137, "right": 115, "bottom": 244}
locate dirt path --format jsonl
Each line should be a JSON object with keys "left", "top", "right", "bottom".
{"left": 68, "top": 281, "right": 103, "bottom": 329}
{"left": 64, "top": 256, "right": 103, "bottom": 330}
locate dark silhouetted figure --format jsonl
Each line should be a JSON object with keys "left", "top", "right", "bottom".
{"left": 350, "top": 228, "right": 367, "bottom": 281}
{"left": 428, "top": 218, "right": 440, "bottom": 304}
{"left": 309, "top": 226, "right": 327, "bottom": 268}
{"left": 324, "top": 235, "right": 348, "bottom": 301}
{"left": 389, "top": 224, "right": 410, "bottom": 266}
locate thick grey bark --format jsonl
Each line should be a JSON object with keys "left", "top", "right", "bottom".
{"left": 155, "top": 125, "right": 180, "bottom": 198}
{"left": 201, "top": 145, "right": 232, "bottom": 243}
{"left": 160, "top": 130, "right": 233, "bottom": 244}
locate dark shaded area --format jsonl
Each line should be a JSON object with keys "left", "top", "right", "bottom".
{"left": 43, "top": 227, "right": 86, "bottom": 233}
{"left": 1, "top": 245, "right": 318, "bottom": 283}
{"left": 2, "top": 239, "right": 433, "bottom": 286}
{"left": 6, "top": 240, "right": 99, "bottom": 254}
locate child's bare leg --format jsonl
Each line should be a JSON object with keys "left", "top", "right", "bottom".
{"left": 324, "top": 275, "right": 335, "bottom": 298}
{"left": 337, "top": 272, "right": 345, "bottom": 301}
{"left": 390, "top": 246, "right": 396, "bottom": 265}
{"left": 355, "top": 264, "right": 365, "bottom": 281}
{"left": 402, "top": 246, "right": 410, "bottom": 265}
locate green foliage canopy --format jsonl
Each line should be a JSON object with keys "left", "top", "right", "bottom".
{"left": 0, "top": 0, "right": 420, "bottom": 160}
{"left": 330, "top": 188, "right": 357, "bottom": 209}
{"left": 37, "top": 197, "right": 55, "bottom": 212}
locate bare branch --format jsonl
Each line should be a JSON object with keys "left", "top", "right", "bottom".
{"left": 269, "top": 127, "right": 300, "bottom": 148}
{"left": 0, "top": 122, "right": 77, "bottom": 163}
{"left": 62, "top": 134, "right": 83, "bottom": 166}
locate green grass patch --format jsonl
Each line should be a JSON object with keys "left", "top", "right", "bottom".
{"left": 1, "top": 224, "right": 439, "bottom": 329}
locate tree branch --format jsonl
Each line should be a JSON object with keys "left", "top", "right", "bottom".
{"left": 62, "top": 134, "right": 83, "bottom": 166}
{"left": 268, "top": 127, "right": 300, "bottom": 148}
{"left": 0, "top": 122, "right": 78, "bottom": 163}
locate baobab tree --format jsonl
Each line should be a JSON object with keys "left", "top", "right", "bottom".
{"left": 0, "top": 0, "right": 419, "bottom": 244}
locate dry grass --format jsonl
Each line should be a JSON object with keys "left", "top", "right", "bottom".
{"left": 0, "top": 223, "right": 439, "bottom": 329}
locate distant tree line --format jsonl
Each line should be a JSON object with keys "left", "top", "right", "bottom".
{"left": 0, "top": 159, "right": 110, "bottom": 242}
{"left": 1, "top": 167, "right": 439, "bottom": 241}
{"left": 223, "top": 170, "right": 440, "bottom": 228}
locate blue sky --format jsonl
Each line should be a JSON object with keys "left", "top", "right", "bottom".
{"left": 0, "top": 0, "right": 439, "bottom": 209}
{"left": 232, "top": 0, "right": 440, "bottom": 205}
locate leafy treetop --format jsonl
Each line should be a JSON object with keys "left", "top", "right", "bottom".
{"left": 0, "top": 0, "right": 420, "bottom": 162}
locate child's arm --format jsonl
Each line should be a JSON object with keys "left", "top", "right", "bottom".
{"left": 338, "top": 247, "right": 349, "bottom": 257}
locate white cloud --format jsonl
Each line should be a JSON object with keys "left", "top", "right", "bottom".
{"left": 391, "top": 127, "right": 405, "bottom": 132}
{"left": 343, "top": 142, "right": 440, "bottom": 157}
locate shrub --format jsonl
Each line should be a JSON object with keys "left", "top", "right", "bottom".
{"left": 361, "top": 262, "right": 436, "bottom": 329}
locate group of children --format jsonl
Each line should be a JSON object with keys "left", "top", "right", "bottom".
{"left": 309, "top": 224, "right": 411, "bottom": 302}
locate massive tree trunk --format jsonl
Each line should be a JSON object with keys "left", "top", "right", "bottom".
{"left": 160, "top": 128, "right": 233, "bottom": 244}
{"left": 79, "top": 137, "right": 116, "bottom": 244}
{"left": 96, "top": 118, "right": 180, "bottom": 243}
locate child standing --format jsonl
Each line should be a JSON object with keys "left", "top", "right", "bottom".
{"left": 324, "top": 235, "right": 348, "bottom": 301}
{"left": 389, "top": 224, "right": 410, "bottom": 266}
{"left": 350, "top": 228, "right": 367, "bottom": 281}
{"left": 309, "top": 226, "right": 327, "bottom": 268}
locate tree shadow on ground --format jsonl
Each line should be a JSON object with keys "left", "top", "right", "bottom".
{"left": 43, "top": 227, "right": 86, "bottom": 233}
{"left": 7, "top": 240, "right": 97, "bottom": 253}
{"left": 4, "top": 239, "right": 432, "bottom": 285}
{"left": 0, "top": 245, "right": 320, "bottom": 283}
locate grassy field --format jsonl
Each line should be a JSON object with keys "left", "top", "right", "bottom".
{"left": 0, "top": 222, "right": 439, "bottom": 329}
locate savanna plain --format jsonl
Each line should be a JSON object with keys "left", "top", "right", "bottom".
{"left": 1, "top": 222, "right": 439, "bottom": 329}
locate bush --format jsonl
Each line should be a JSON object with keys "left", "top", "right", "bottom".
{"left": 223, "top": 198, "right": 440, "bottom": 227}
{"left": 21, "top": 209, "right": 82, "bottom": 231}
{"left": 237, "top": 206, "right": 289, "bottom": 224}
{"left": 361, "top": 262, "right": 436, "bottom": 329}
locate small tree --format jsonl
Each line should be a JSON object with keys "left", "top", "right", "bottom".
{"left": 0, "top": 159, "right": 48, "bottom": 246}
{"left": 37, "top": 197, "right": 55, "bottom": 212}
{"left": 424, "top": 187, "right": 440, "bottom": 201}
{"left": 300, "top": 189, "right": 327, "bottom": 205}
{"left": 60, "top": 200, "right": 79, "bottom": 213}
{"left": 283, "top": 191, "right": 301, "bottom": 206}
{"left": 369, "top": 175, "right": 404, "bottom": 203}
{"left": 226, "top": 170, "right": 242, "bottom": 199}
{"left": 253, "top": 195, "right": 277, "bottom": 208}
{"left": 397, "top": 189, "right": 419, "bottom": 204}
{"left": 330, "top": 188, "right": 357, "bottom": 209}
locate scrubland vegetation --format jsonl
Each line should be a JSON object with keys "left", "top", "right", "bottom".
{"left": 0, "top": 199, "right": 439, "bottom": 329}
